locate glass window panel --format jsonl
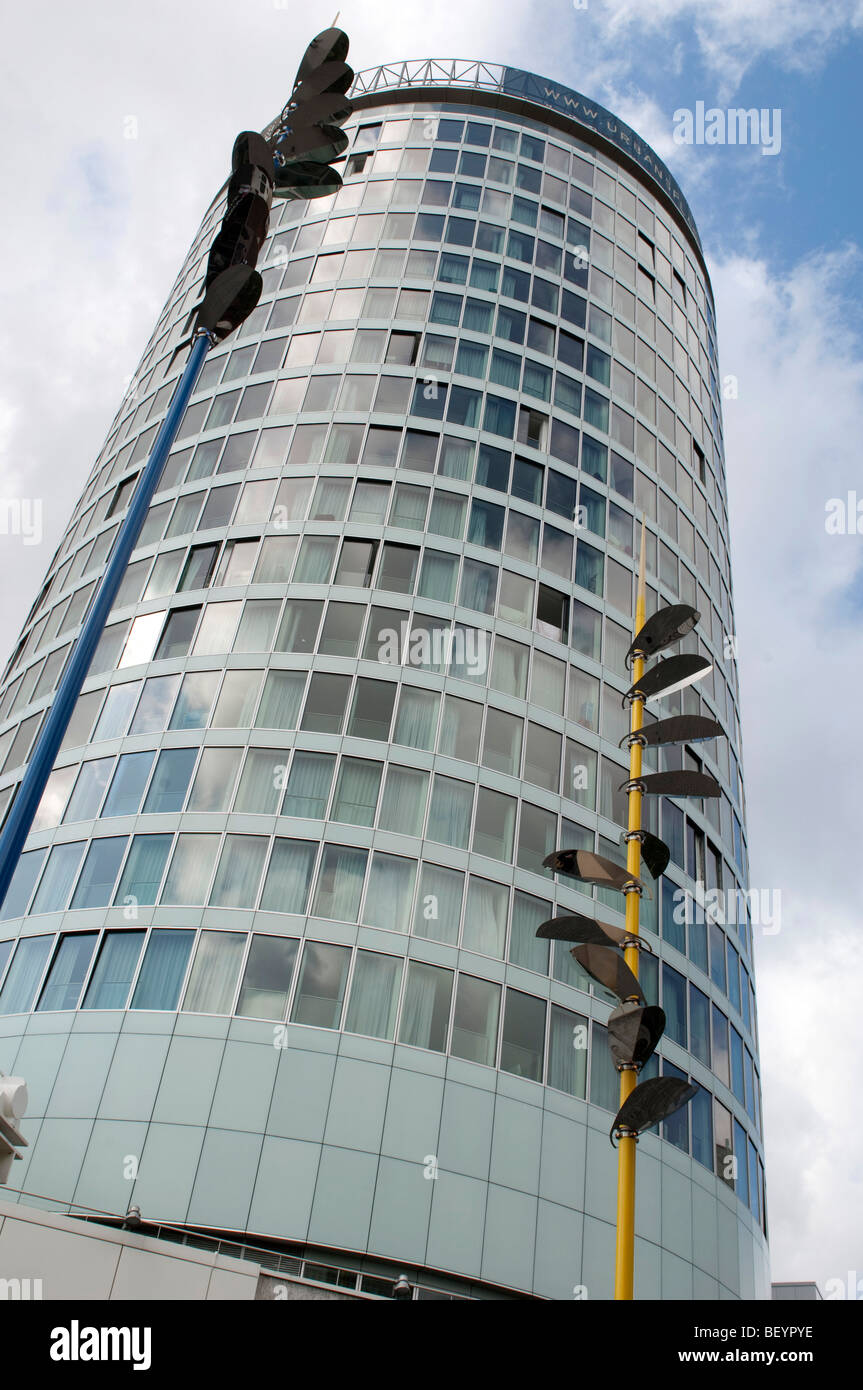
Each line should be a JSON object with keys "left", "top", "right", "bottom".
{"left": 347, "top": 678, "right": 396, "bottom": 740}
{"left": 393, "top": 686, "right": 439, "bottom": 751}
{"left": 168, "top": 670, "right": 219, "bottom": 730}
{"left": 142, "top": 747, "right": 197, "bottom": 814}
{"left": 130, "top": 928, "right": 195, "bottom": 1010}
{"left": 547, "top": 1004, "right": 587, "bottom": 1096}
{"left": 187, "top": 747, "right": 242, "bottom": 812}
{"left": 0, "top": 934, "right": 53, "bottom": 1013}
{"left": 490, "top": 635, "right": 529, "bottom": 697}
{"left": 64, "top": 758, "right": 113, "bottom": 822}
{"left": 70, "top": 837, "right": 127, "bottom": 909}
{"left": 451, "top": 974, "right": 500, "bottom": 1066}
{"left": 289, "top": 941, "right": 352, "bottom": 1032}
{"left": 82, "top": 930, "right": 145, "bottom": 1010}
{"left": 501, "top": 988, "right": 544, "bottom": 1080}
{"left": 472, "top": 788, "right": 516, "bottom": 862}
{"left": 332, "top": 758, "right": 382, "bottom": 827}
{"left": 482, "top": 707, "right": 523, "bottom": 777}
{"left": 93, "top": 682, "right": 142, "bottom": 741}
{"left": 524, "top": 723, "right": 561, "bottom": 791}
{"left": 260, "top": 839, "right": 317, "bottom": 914}
{"left": 161, "top": 834, "right": 220, "bottom": 904}
{"left": 712, "top": 1003, "right": 730, "bottom": 1086}
{"left": 362, "top": 853, "right": 417, "bottom": 934}
{"left": 255, "top": 670, "right": 305, "bottom": 729}
{"left": 517, "top": 801, "right": 557, "bottom": 874}
{"left": 662, "top": 963, "right": 688, "bottom": 1047}
{"left": 101, "top": 751, "right": 154, "bottom": 818}
{"left": 438, "top": 695, "right": 482, "bottom": 762}
{"left": 398, "top": 961, "right": 452, "bottom": 1051}
{"left": 182, "top": 930, "right": 246, "bottom": 1014}
{"left": 191, "top": 602, "right": 239, "bottom": 656}
{"left": 274, "top": 599, "right": 322, "bottom": 653}
{"left": 301, "top": 673, "right": 351, "bottom": 733}
{"left": 114, "top": 833, "right": 172, "bottom": 906}
{"left": 233, "top": 748, "right": 282, "bottom": 815}
{"left": 30, "top": 841, "right": 86, "bottom": 915}
{"left": 412, "top": 862, "right": 463, "bottom": 945}
{"left": 378, "top": 766, "right": 428, "bottom": 837}
{"left": 311, "top": 846, "right": 368, "bottom": 922}
{"left": 344, "top": 949, "right": 401, "bottom": 1040}
{"left": 426, "top": 775, "right": 473, "bottom": 850}
{"left": 35, "top": 932, "right": 98, "bottom": 1011}
{"left": 211, "top": 670, "right": 262, "bottom": 729}
{"left": 130, "top": 674, "right": 181, "bottom": 734}
{"left": 235, "top": 934, "right": 298, "bottom": 1020}
{"left": 282, "top": 752, "right": 335, "bottom": 820}
{"left": 463, "top": 876, "right": 508, "bottom": 958}
{"left": 509, "top": 890, "right": 551, "bottom": 974}
{"left": 209, "top": 835, "right": 268, "bottom": 908}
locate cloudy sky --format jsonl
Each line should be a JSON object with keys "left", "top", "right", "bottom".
{"left": 1, "top": 0, "right": 861, "bottom": 1295}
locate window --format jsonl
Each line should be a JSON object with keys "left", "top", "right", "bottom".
{"left": 379, "top": 766, "right": 428, "bottom": 838}
{"left": 393, "top": 686, "right": 439, "bottom": 751}
{"left": 236, "top": 935, "right": 298, "bottom": 1021}
{"left": 312, "top": 845, "right": 368, "bottom": 921}
{"left": 345, "top": 950, "right": 402, "bottom": 1040}
{"left": 472, "top": 788, "right": 516, "bottom": 862}
{"left": 0, "top": 935, "right": 52, "bottom": 1013}
{"left": 379, "top": 543, "right": 419, "bottom": 593}
{"left": 187, "top": 747, "right": 242, "bottom": 812}
{"left": 35, "top": 933, "right": 98, "bottom": 1011}
{"left": 131, "top": 674, "right": 181, "bottom": 734}
{"left": 291, "top": 941, "right": 351, "bottom": 1027}
{"left": 347, "top": 679, "right": 396, "bottom": 741}
{"left": 451, "top": 974, "right": 500, "bottom": 1066}
{"left": 428, "top": 772, "right": 475, "bottom": 845}
{"left": 501, "top": 988, "right": 545, "bottom": 1081}
{"left": 30, "top": 841, "right": 86, "bottom": 915}
{"left": 283, "top": 753, "right": 335, "bottom": 819}
{"left": 169, "top": 671, "right": 219, "bottom": 729}
{"left": 92, "top": 683, "right": 142, "bottom": 743}
{"left": 536, "top": 584, "right": 569, "bottom": 642}
{"left": 102, "top": 751, "right": 154, "bottom": 818}
{"left": 301, "top": 673, "right": 351, "bottom": 733}
{"left": 548, "top": 1004, "right": 587, "bottom": 1097}
{"left": 332, "top": 758, "right": 382, "bottom": 826}
{"left": 64, "top": 758, "right": 113, "bottom": 822}
{"left": 398, "top": 961, "right": 452, "bottom": 1051}
{"left": 334, "top": 539, "right": 377, "bottom": 587}
{"left": 129, "top": 928, "right": 195, "bottom": 1010}
{"left": 462, "top": 877, "right": 508, "bottom": 958}
{"left": 260, "top": 839, "right": 317, "bottom": 914}
{"left": 82, "top": 930, "right": 145, "bottom": 1010}
{"left": 662, "top": 963, "right": 687, "bottom": 1046}
{"left": 161, "top": 834, "right": 219, "bottom": 904}
{"left": 155, "top": 606, "right": 200, "bottom": 659}
{"left": 182, "top": 931, "right": 247, "bottom": 1014}
{"left": 114, "top": 834, "right": 172, "bottom": 906}
{"left": 70, "top": 837, "right": 127, "bottom": 909}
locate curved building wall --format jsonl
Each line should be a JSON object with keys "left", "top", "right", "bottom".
{"left": 0, "top": 68, "right": 768, "bottom": 1299}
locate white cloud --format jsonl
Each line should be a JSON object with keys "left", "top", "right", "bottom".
{"left": 601, "top": 0, "right": 863, "bottom": 95}
{"left": 710, "top": 244, "right": 863, "bottom": 1291}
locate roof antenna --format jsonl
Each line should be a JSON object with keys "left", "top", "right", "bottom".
{"left": 331, "top": 11, "right": 340, "bottom": 23}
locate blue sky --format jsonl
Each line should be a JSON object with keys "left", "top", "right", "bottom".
{"left": 0, "top": 0, "right": 862, "bottom": 1296}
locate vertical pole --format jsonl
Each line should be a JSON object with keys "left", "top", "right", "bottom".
{"left": 0, "top": 330, "right": 212, "bottom": 911}
{"left": 614, "top": 516, "right": 647, "bottom": 1300}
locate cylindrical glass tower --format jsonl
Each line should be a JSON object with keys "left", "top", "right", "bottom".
{"left": 0, "top": 60, "right": 768, "bottom": 1300}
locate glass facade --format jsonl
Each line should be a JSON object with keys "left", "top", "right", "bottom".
{"left": 0, "top": 65, "right": 767, "bottom": 1300}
